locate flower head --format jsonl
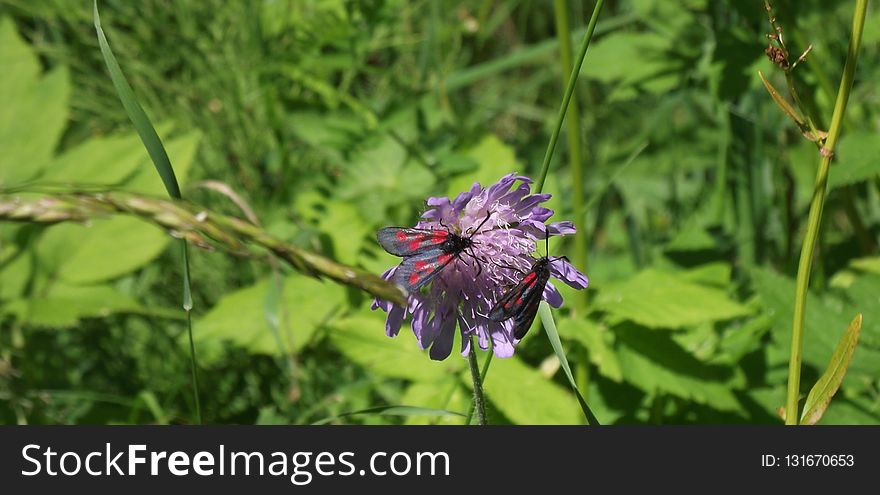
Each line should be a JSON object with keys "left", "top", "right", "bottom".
{"left": 373, "top": 173, "right": 588, "bottom": 360}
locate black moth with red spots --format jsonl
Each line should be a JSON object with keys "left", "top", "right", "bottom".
{"left": 488, "top": 256, "right": 551, "bottom": 339}
{"left": 376, "top": 227, "right": 477, "bottom": 291}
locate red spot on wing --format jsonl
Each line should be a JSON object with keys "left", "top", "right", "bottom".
{"left": 523, "top": 272, "right": 537, "bottom": 284}
{"left": 431, "top": 231, "right": 449, "bottom": 244}
{"left": 395, "top": 231, "right": 407, "bottom": 241}
{"left": 414, "top": 260, "right": 435, "bottom": 273}
{"left": 409, "top": 272, "right": 420, "bottom": 285}
{"left": 514, "top": 297, "right": 523, "bottom": 305}
{"left": 504, "top": 300, "right": 514, "bottom": 308}
{"left": 437, "top": 253, "right": 453, "bottom": 264}
{"left": 408, "top": 239, "right": 422, "bottom": 251}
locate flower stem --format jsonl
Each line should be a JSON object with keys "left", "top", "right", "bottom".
{"left": 467, "top": 335, "right": 488, "bottom": 425}
{"left": 534, "top": 0, "right": 604, "bottom": 194}
{"left": 785, "top": 0, "right": 868, "bottom": 425}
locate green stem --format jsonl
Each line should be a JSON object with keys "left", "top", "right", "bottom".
{"left": 554, "top": 0, "right": 588, "bottom": 308}
{"left": 182, "top": 241, "right": 202, "bottom": 424}
{"left": 535, "top": 0, "right": 604, "bottom": 194}
{"left": 464, "top": 348, "right": 493, "bottom": 425}
{"left": 467, "top": 336, "right": 488, "bottom": 425}
{"left": 785, "top": 0, "right": 868, "bottom": 425}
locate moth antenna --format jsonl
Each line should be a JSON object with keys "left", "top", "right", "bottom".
{"left": 470, "top": 210, "right": 492, "bottom": 237}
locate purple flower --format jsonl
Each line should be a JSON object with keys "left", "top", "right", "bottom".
{"left": 373, "top": 173, "right": 588, "bottom": 360}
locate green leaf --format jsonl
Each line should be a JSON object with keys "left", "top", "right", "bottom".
{"left": 401, "top": 380, "right": 470, "bottom": 425}
{"left": 93, "top": 1, "right": 182, "bottom": 199}
{"left": 595, "top": 268, "right": 752, "bottom": 329}
{"left": 41, "top": 130, "right": 153, "bottom": 185}
{"left": 32, "top": 132, "right": 199, "bottom": 285}
{"left": 752, "top": 268, "right": 880, "bottom": 376}
{"left": 465, "top": 353, "right": 582, "bottom": 425}
{"left": 296, "top": 194, "right": 370, "bottom": 265}
{"left": 312, "top": 405, "right": 464, "bottom": 425}
{"left": 0, "top": 246, "right": 30, "bottom": 300}
{"left": 800, "top": 314, "right": 862, "bottom": 425}
{"left": 447, "top": 134, "right": 522, "bottom": 197}
{"left": 0, "top": 17, "right": 70, "bottom": 186}
{"left": 37, "top": 217, "right": 168, "bottom": 285}
{"left": 329, "top": 312, "right": 465, "bottom": 383}
{"left": 850, "top": 256, "right": 880, "bottom": 275}
{"left": 538, "top": 304, "right": 600, "bottom": 424}
{"left": 680, "top": 262, "right": 732, "bottom": 288}
{"left": 615, "top": 323, "right": 742, "bottom": 411}
{"left": 335, "top": 135, "right": 434, "bottom": 220}
{"left": 0, "top": 17, "right": 40, "bottom": 98}
{"left": 4, "top": 283, "right": 145, "bottom": 328}
{"left": 556, "top": 316, "right": 623, "bottom": 382}
{"left": 196, "top": 275, "right": 345, "bottom": 361}
{"left": 828, "top": 131, "right": 880, "bottom": 190}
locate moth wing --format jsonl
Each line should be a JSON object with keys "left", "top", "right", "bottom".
{"left": 489, "top": 279, "right": 531, "bottom": 322}
{"left": 392, "top": 249, "right": 458, "bottom": 291}
{"left": 510, "top": 287, "right": 545, "bottom": 339}
{"left": 377, "top": 227, "right": 449, "bottom": 257}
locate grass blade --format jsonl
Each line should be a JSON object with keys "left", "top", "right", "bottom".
{"left": 534, "top": 0, "right": 605, "bottom": 193}
{"left": 538, "top": 303, "right": 600, "bottom": 425}
{"left": 311, "top": 405, "right": 465, "bottom": 425}
{"left": 800, "top": 314, "right": 862, "bottom": 425}
{"left": 94, "top": 0, "right": 201, "bottom": 423}
{"left": 93, "top": 1, "right": 181, "bottom": 200}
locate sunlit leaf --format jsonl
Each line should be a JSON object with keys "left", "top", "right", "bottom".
{"left": 463, "top": 353, "right": 581, "bottom": 425}
{"left": 556, "top": 316, "right": 623, "bottom": 382}
{"left": 595, "top": 268, "right": 752, "bottom": 329}
{"left": 0, "top": 17, "right": 70, "bottom": 186}
{"left": 615, "top": 323, "right": 742, "bottom": 412}
{"left": 329, "top": 312, "right": 465, "bottom": 383}
{"left": 828, "top": 131, "right": 880, "bottom": 190}
{"left": 197, "top": 275, "right": 345, "bottom": 361}
{"left": 801, "top": 314, "right": 862, "bottom": 425}
{"left": 447, "top": 134, "right": 522, "bottom": 197}
{"left": 539, "top": 304, "right": 600, "bottom": 424}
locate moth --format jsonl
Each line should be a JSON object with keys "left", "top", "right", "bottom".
{"left": 488, "top": 256, "right": 552, "bottom": 339}
{"left": 489, "top": 232, "right": 565, "bottom": 339}
{"left": 377, "top": 213, "right": 490, "bottom": 291}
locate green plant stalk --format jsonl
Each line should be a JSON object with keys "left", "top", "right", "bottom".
{"left": 785, "top": 0, "right": 868, "bottom": 425}
{"left": 0, "top": 192, "right": 408, "bottom": 306}
{"left": 463, "top": 342, "right": 494, "bottom": 425}
{"left": 554, "top": 0, "right": 588, "bottom": 309}
{"left": 535, "top": 0, "right": 604, "bottom": 194}
{"left": 94, "top": 0, "right": 201, "bottom": 423}
{"left": 467, "top": 335, "right": 488, "bottom": 425}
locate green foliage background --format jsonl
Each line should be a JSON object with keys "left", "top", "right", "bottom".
{"left": 1, "top": 0, "right": 879, "bottom": 424}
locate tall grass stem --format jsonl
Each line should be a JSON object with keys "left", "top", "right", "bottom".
{"left": 534, "top": 0, "right": 604, "bottom": 194}
{"left": 785, "top": 0, "right": 868, "bottom": 425}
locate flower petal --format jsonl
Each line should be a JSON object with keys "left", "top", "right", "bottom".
{"left": 546, "top": 221, "right": 576, "bottom": 236}
{"left": 550, "top": 258, "right": 589, "bottom": 289}
{"left": 543, "top": 281, "right": 563, "bottom": 308}
{"left": 453, "top": 183, "right": 481, "bottom": 212}
{"left": 385, "top": 305, "right": 405, "bottom": 337}
{"left": 429, "top": 314, "right": 457, "bottom": 361}
{"left": 410, "top": 303, "right": 431, "bottom": 342}
{"left": 490, "top": 322, "right": 516, "bottom": 358}
{"left": 460, "top": 333, "right": 472, "bottom": 356}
